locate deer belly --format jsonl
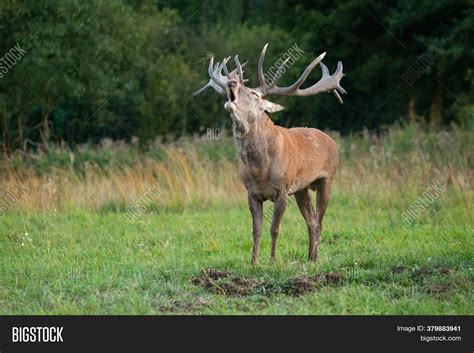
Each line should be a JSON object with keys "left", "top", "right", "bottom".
{"left": 240, "top": 171, "right": 299, "bottom": 201}
{"left": 239, "top": 173, "right": 275, "bottom": 200}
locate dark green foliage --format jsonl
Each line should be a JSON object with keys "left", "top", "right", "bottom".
{"left": 0, "top": 0, "right": 472, "bottom": 152}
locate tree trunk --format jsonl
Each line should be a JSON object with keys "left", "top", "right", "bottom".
{"left": 406, "top": 88, "right": 417, "bottom": 124}
{"left": 181, "top": 108, "right": 187, "bottom": 136}
{"left": 240, "top": 0, "right": 249, "bottom": 23}
{"left": 17, "top": 114, "right": 25, "bottom": 150}
{"left": 2, "top": 112, "right": 9, "bottom": 156}
{"left": 41, "top": 109, "right": 51, "bottom": 151}
{"left": 429, "top": 79, "right": 444, "bottom": 125}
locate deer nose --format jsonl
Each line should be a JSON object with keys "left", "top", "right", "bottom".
{"left": 227, "top": 81, "right": 237, "bottom": 88}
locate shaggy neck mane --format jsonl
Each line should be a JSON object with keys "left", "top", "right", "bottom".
{"left": 233, "top": 113, "right": 278, "bottom": 172}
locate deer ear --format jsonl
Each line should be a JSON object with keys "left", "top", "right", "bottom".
{"left": 262, "top": 100, "right": 284, "bottom": 113}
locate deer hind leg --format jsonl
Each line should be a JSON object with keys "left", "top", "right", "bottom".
{"left": 248, "top": 194, "right": 263, "bottom": 265}
{"left": 270, "top": 194, "right": 288, "bottom": 261}
{"left": 312, "top": 178, "right": 333, "bottom": 261}
{"left": 295, "top": 189, "right": 318, "bottom": 261}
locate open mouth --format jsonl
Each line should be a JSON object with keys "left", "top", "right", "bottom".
{"left": 227, "top": 87, "right": 236, "bottom": 103}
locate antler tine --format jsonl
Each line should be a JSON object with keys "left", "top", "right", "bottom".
{"left": 258, "top": 43, "right": 269, "bottom": 89}
{"left": 230, "top": 60, "right": 247, "bottom": 75}
{"left": 193, "top": 78, "right": 226, "bottom": 96}
{"left": 193, "top": 54, "right": 251, "bottom": 97}
{"left": 260, "top": 50, "right": 346, "bottom": 103}
{"left": 193, "top": 56, "right": 229, "bottom": 96}
{"left": 258, "top": 43, "right": 296, "bottom": 92}
{"left": 234, "top": 55, "right": 245, "bottom": 83}
{"left": 222, "top": 56, "right": 232, "bottom": 79}
{"left": 192, "top": 83, "right": 211, "bottom": 96}
{"left": 329, "top": 61, "right": 346, "bottom": 103}
{"left": 208, "top": 57, "right": 227, "bottom": 88}
{"left": 269, "top": 56, "right": 290, "bottom": 86}
{"left": 280, "top": 52, "right": 326, "bottom": 93}
{"left": 334, "top": 61, "right": 346, "bottom": 94}
{"left": 241, "top": 61, "right": 249, "bottom": 82}
{"left": 207, "top": 56, "right": 215, "bottom": 80}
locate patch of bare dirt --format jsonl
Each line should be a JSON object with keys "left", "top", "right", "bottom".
{"left": 192, "top": 268, "right": 263, "bottom": 296}
{"left": 438, "top": 267, "right": 451, "bottom": 275}
{"left": 323, "top": 272, "right": 343, "bottom": 285}
{"left": 200, "top": 268, "right": 232, "bottom": 280}
{"left": 192, "top": 269, "right": 343, "bottom": 297}
{"left": 220, "top": 277, "right": 264, "bottom": 296}
{"left": 411, "top": 267, "right": 432, "bottom": 279}
{"left": 391, "top": 265, "right": 406, "bottom": 274}
{"left": 284, "top": 277, "right": 315, "bottom": 295}
{"left": 282, "top": 272, "right": 343, "bottom": 295}
{"left": 191, "top": 268, "right": 230, "bottom": 292}
{"left": 400, "top": 266, "right": 455, "bottom": 285}
{"left": 426, "top": 285, "right": 450, "bottom": 295}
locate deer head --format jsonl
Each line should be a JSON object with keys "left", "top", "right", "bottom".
{"left": 193, "top": 44, "right": 346, "bottom": 136}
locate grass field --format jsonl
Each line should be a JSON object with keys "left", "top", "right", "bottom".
{"left": 0, "top": 124, "right": 473, "bottom": 314}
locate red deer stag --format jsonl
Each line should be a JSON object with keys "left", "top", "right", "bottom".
{"left": 193, "top": 44, "right": 346, "bottom": 264}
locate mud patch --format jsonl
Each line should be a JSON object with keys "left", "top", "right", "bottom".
{"left": 438, "top": 267, "right": 451, "bottom": 275}
{"left": 391, "top": 265, "right": 406, "bottom": 274}
{"left": 192, "top": 268, "right": 263, "bottom": 296}
{"left": 200, "top": 268, "right": 232, "bottom": 281}
{"left": 411, "top": 267, "right": 432, "bottom": 279}
{"left": 410, "top": 266, "right": 453, "bottom": 280}
{"left": 323, "top": 272, "right": 343, "bottom": 285}
{"left": 425, "top": 285, "right": 450, "bottom": 295}
{"left": 284, "top": 277, "right": 315, "bottom": 295}
{"left": 220, "top": 277, "right": 264, "bottom": 296}
{"left": 283, "top": 272, "right": 343, "bottom": 295}
{"left": 192, "top": 268, "right": 343, "bottom": 297}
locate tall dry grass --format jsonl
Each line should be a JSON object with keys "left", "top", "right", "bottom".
{"left": 0, "top": 123, "right": 472, "bottom": 214}
{"left": 1, "top": 149, "right": 244, "bottom": 213}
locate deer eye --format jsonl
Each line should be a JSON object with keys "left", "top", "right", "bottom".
{"left": 250, "top": 91, "right": 259, "bottom": 97}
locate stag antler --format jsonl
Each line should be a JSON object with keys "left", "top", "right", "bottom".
{"left": 257, "top": 43, "right": 346, "bottom": 103}
{"left": 193, "top": 56, "right": 247, "bottom": 96}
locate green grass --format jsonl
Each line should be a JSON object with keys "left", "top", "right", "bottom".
{"left": 1, "top": 187, "right": 472, "bottom": 315}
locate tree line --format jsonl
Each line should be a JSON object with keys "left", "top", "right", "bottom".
{"left": 0, "top": 0, "right": 472, "bottom": 154}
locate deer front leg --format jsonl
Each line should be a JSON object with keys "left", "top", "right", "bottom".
{"left": 248, "top": 194, "right": 263, "bottom": 266}
{"left": 270, "top": 193, "right": 288, "bottom": 261}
